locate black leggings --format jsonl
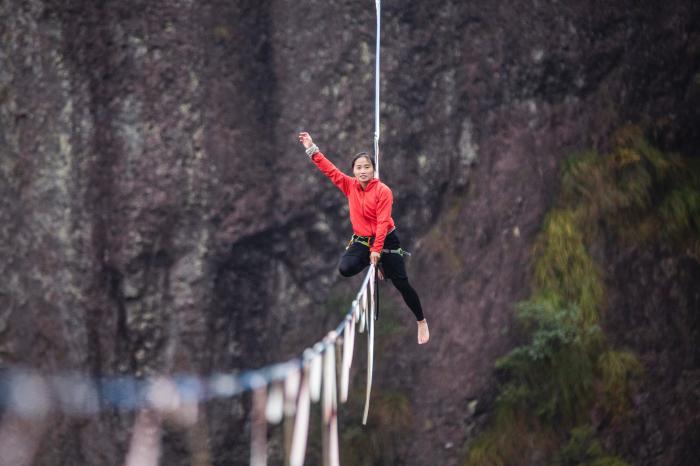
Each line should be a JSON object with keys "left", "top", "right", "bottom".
{"left": 338, "top": 231, "right": 424, "bottom": 321}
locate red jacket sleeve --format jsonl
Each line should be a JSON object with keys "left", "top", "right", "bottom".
{"left": 371, "top": 186, "right": 393, "bottom": 253}
{"left": 311, "top": 152, "right": 351, "bottom": 196}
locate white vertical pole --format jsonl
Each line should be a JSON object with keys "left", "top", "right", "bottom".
{"left": 374, "top": 0, "right": 381, "bottom": 179}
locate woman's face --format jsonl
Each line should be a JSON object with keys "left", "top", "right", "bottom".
{"left": 353, "top": 156, "right": 374, "bottom": 183}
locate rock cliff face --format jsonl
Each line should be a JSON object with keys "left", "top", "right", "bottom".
{"left": 0, "top": 0, "right": 698, "bottom": 465}
{"left": 603, "top": 246, "right": 699, "bottom": 465}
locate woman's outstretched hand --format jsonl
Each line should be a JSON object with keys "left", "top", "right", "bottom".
{"left": 298, "top": 132, "right": 314, "bottom": 149}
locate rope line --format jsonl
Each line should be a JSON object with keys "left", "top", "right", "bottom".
{"left": 374, "top": 0, "right": 381, "bottom": 179}
{"left": 0, "top": 267, "right": 376, "bottom": 411}
{"left": 0, "top": 267, "right": 378, "bottom": 466}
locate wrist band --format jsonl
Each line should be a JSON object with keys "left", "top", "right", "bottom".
{"left": 305, "top": 144, "right": 319, "bottom": 157}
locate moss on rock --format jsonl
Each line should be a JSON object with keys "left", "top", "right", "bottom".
{"left": 464, "top": 128, "right": 697, "bottom": 465}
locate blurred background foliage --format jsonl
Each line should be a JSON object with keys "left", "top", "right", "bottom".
{"left": 463, "top": 126, "right": 697, "bottom": 465}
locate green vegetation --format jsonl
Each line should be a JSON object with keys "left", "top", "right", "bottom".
{"left": 597, "top": 349, "right": 642, "bottom": 418}
{"left": 340, "top": 388, "right": 413, "bottom": 466}
{"left": 552, "top": 426, "right": 627, "bottom": 466}
{"left": 531, "top": 209, "right": 604, "bottom": 327}
{"left": 559, "top": 127, "right": 700, "bottom": 255}
{"left": 464, "top": 127, "right": 698, "bottom": 465}
{"left": 495, "top": 302, "right": 600, "bottom": 425}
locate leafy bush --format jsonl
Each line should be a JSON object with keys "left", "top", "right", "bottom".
{"left": 597, "top": 350, "right": 643, "bottom": 419}
{"left": 496, "top": 302, "right": 601, "bottom": 424}
{"left": 341, "top": 388, "right": 413, "bottom": 466}
{"left": 464, "top": 126, "right": 700, "bottom": 466}
{"left": 561, "top": 126, "right": 700, "bottom": 253}
{"left": 552, "top": 426, "right": 627, "bottom": 466}
{"left": 465, "top": 410, "right": 557, "bottom": 466}
{"left": 532, "top": 209, "right": 604, "bottom": 327}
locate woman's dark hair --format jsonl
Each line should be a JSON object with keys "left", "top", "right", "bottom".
{"left": 350, "top": 151, "right": 375, "bottom": 171}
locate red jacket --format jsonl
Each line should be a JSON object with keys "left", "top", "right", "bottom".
{"left": 312, "top": 152, "right": 395, "bottom": 253}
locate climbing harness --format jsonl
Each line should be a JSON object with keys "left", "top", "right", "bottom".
{"left": 383, "top": 247, "right": 411, "bottom": 257}
{"left": 346, "top": 234, "right": 372, "bottom": 249}
{"left": 346, "top": 234, "right": 412, "bottom": 257}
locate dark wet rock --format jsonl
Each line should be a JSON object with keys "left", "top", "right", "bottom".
{"left": 0, "top": 0, "right": 698, "bottom": 465}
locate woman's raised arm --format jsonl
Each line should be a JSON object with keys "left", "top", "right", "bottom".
{"left": 298, "top": 131, "right": 351, "bottom": 196}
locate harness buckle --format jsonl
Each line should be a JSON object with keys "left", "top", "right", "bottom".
{"left": 347, "top": 234, "right": 373, "bottom": 249}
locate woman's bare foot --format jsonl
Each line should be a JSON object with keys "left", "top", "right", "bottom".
{"left": 417, "top": 319, "right": 429, "bottom": 344}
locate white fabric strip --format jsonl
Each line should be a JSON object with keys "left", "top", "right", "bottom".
{"left": 0, "top": 373, "right": 50, "bottom": 466}
{"left": 359, "top": 289, "right": 367, "bottom": 334}
{"left": 289, "top": 366, "right": 311, "bottom": 466}
{"left": 322, "top": 332, "right": 340, "bottom": 466}
{"left": 124, "top": 410, "right": 162, "bottom": 466}
{"left": 340, "top": 314, "right": 356, "bottom": 403}
{"left": 284, "top": 369, "right": 300, "bottom": 418}
{"left": 265, "top": 381, "right": 284, "bottom": 424}
{"left": 310, "top": 351, "right": 323, "bottom": 403}
{"left": 250, "top": 385, "right": 268, "bottom": 466}
{"left": 363, "top": 266, "right": 377, "bottom": 425}
{"left": 322, "top": 333, "right": 336, "bottom": 425}
{"left": 369, "top": 266, "right": 376, "bottom": 316}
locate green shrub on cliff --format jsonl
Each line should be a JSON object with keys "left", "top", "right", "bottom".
{"left": 532, "top": 209, "right": 604, "bottom": 327}
{"left": 561, "top": 126, "right": 700, "bottom": 254}
{"left": 597, "top": 349, "right": 643, "bottom": 418}
{"left": 495, "top": 302, "right": 600, "bottom": 424}
{"left": 465, "top": 127, "right": 699, "bottom": 465}
{"left": 552, "top": 426, "right": 627, "bottom": 466}
{"left": 341, "top": 388, "right": 413, "bottom": 466}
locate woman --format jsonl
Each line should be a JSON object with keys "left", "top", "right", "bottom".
{"left": 298, "top": 132, "right": 429, "bottom": 345}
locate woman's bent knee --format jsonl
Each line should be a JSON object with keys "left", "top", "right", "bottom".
{"left": 338, "top": 250, "right": 367, "bottom": 277}
{"left": 339, "top": 261, "right": 361, "bottom": 277}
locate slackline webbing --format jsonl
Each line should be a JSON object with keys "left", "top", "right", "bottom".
{"left": 374, "top": 0, "right": 382, "bottom": 180}
{"left": 0, "top": 267, "right": 378, "bottom": 466}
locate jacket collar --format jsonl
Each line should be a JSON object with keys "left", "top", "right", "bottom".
{"left": 355, "top": 177, "right": 379, "bottom": 191}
